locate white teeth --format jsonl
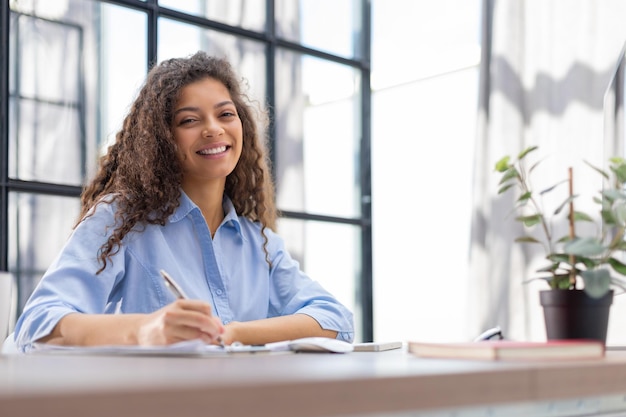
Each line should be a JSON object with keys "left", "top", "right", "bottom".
{"left": 198, "top": 145, "right": 227, "bottom": 155}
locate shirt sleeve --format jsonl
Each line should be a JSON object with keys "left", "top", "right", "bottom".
{"left": 266, "top": 229, "right": 355, "bottom": 343}
{"left": 13, "top": 203, "right": 124, "bottom": 352}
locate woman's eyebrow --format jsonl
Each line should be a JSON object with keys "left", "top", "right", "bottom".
{"left": 214, "top": 100, "right": 235, "bottom": 109}
{"left": 173, "top": 106, "right": 200, "bottom": 116}
{"left": 173, "top": 101, "right": 234, "bottom": 116}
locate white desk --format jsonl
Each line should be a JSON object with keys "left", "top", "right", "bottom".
{"left": 2, "top": 347, "right": 626, "bottom": 417}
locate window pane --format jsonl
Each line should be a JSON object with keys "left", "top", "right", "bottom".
{"left": 277, "top": 218, "right": 360, "bottom": 339}
{"left": 8, "top": 193, "right": 81, "bottom": 312}
{"left": 158, "top": 0, "right": 266, "bottom": 32}
{"left": 100, "top": 5, "right": 148, "bottom": 150}
{"left": 12, "top": 16, "right": 81, "bottom": 102}
{"left": 9, "top": 1, "right": 147, "bottom": 185}
{"left": 10, "top": 98, "right": 82, "bottom": 183}
{"left": 158, "top": 18, "right": 267, "bottom": 119}
{"left": 275, "top": 0, "right": 362, "bottom": 59}
{"left": 9, "top": 13, "right": 83, "bottom": 184}
{"left": 275, "top": 50, "right": 361, "bottom": 218}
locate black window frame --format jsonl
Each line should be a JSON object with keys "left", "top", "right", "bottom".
{"left": 0, "top": 0, "right": 373, "bottom": 341}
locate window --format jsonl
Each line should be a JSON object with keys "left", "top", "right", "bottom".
{"left": 0, "top": 0, "right": 372, "bottom": 341}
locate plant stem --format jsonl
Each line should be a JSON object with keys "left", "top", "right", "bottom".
{"left": 519, "top": 159, "right": 554, "bottom": 254}
{"left": 568, "top": 167, "right": 576, "bottom": 288}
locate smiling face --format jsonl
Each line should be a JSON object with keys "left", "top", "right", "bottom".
{"left": 171, "top": 77, "right": 243, "bottom": 193}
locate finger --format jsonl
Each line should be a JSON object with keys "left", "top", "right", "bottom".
{"left": 216, "top": 326, "right": 235, "bottom": 346}
{"left": 163, "top": 309, "right": 223, "bottom": 338}
{"left": 164, "top": 325, "right": 216, "bottom": 344}
{"left": 171, "top": 299, "right": 214, "bottom": 316}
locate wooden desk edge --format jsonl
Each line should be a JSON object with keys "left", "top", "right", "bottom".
{"left": 2, "top": 352, "right": 626, "bottom": 417}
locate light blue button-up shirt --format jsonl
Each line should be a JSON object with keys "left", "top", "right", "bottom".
{"left": 14, "top": 192, "right": 354, "bottom": 352}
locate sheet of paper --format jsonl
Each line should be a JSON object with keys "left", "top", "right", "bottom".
{"left": 29, "top": 337, "right": 355, "bottom": 356}
{"left": 30, "top": 339, "right": 279, "bottom": 356}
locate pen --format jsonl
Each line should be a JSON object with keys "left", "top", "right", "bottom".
{"left": 159, "top": 269, "right": 225, "bottom": 347}
{"left": 160, "top": 269, "right": 190, "bottom": 300}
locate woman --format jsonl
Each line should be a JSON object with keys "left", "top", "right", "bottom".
{"left": 12, "top": 52, "right": 354, "bottom": 352}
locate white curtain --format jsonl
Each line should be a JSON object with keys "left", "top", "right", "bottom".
{"left": 469, "top": 0, "right": 626, "bottom": 343}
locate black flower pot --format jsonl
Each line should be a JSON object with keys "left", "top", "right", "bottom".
{"left": 539, "top": 289, "right": 613, "bottom": 344}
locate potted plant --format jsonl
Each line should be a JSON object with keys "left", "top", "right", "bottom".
{"left": 495, "top": 146, "right": 626, "bottom": 343}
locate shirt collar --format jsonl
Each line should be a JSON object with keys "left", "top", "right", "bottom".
{"left": 170, "top": 190, "right": 243, "bottom": 234}
{"left": 221, "top": 196, "right": 243, "bottom": 234}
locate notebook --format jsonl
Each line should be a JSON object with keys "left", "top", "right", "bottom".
{"left": 408, "top": 339, "right": 605, "bottom": 361}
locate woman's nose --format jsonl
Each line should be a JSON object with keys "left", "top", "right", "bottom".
{"left": 202, "top": 118, "right": 223, "bottom": 137}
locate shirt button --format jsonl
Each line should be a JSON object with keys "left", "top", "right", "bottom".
{"left": 216, "top": 289, "right": 223, "bottom": 295}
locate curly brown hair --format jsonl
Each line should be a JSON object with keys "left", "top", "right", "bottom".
{"left": 79, "top": 52, "right": 277, "bottom": 273}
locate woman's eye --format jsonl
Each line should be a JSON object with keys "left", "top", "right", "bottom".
{"left": 180, "top": 118, "right": 196, "bottom": 125}
{"left": 221, "top": 111, "right": 237, "bottom": 118}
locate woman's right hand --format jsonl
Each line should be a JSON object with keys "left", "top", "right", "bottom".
{"left": 136, "top": 299, "right": 224, "bottom": 346}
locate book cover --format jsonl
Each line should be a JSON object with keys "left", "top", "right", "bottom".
{"left": 408, "top": 339, "right": 605, "bottom": 361}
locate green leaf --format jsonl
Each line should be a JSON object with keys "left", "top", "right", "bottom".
{"left": 494, "top": 156, "right": 511, "bottom": 172}
{"left": 515, "top": 214, "right": 543, "bottom": 227}
{"left": 612, "top": 201, "right": 626, "bottom": 226}
{"left": 563, "top": 238, "right": 606, "bottom": 257}
{"left": 528, "top": 159, "right": 544, "bottom": 174}
{"left": 602, "top": 209, "right": 617, "bottom": 225}
{"left": 573, "top": 211, "right": 594, "bottom": 222}
{"left": 583, "top": 160, "right": 610, "bottom": 180}
{"left": 602, "top": 189, "right": 626, "bottom": 202}
{"left": 539, "top": 179, "right": 568, "bottom": 195}
{"left": 614, "top": 240, "right": 626, "bottom": 251}
{"left": 497, "top": 183, "right": 516, "bottom": 195}
{"left": 556, "top": 235, "right": 574, "bottom": 243}
{"left": 581, "top": 269, "right": 612, "bottom": 298}
{"left": 575, "top": 255, "right": 600, "bottom": 270}
{"left": 517, "top": 146, "right": 538, "bottom": 160}
{"left": 611, "top": 162, "right": 626, "bottom": 184}
{"left": 514, "top": 236, "right": 541, "bottom": 244}
{"left": 547, "top": 253, "right": 572, "bottom": 263}
{"left": 498, "top": 167, "right": 519, "bottom": 185}
{"left": 554, "top": 195, "right": 578, "bottom": 215}
{"left": 517, "top": 191, "right": 531, "bottom": 203}
{"left": 536, "top": 262, "right": 559, "bottom": 273}
{"left": 608, "top": 257, "right": 626, "bottom": 275}
{"left": 550, "top": 274, "right": 573, "bottom": 289}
